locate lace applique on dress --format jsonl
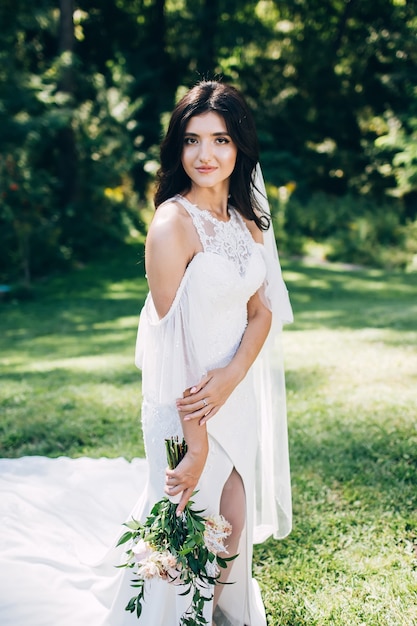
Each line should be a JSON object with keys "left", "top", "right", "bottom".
{"left": 175, "top": 195, "right": 256, "bottom": 277}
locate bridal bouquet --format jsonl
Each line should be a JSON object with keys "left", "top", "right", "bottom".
{"left": 117, "top": 437, "right": 236, "bottom": 625}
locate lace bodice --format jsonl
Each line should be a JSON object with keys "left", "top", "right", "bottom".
{"left": 137, "top": 195, "right": 267, "bottom": 488}
{"left": 175, "top": 194, "right": 256, "bottom": 277}
{"left": 136, "top": 194, "right": 267, "bottom": 407}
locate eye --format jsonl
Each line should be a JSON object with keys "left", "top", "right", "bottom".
{"left": 184, "top": 137, "right": 198, "bottom": 145}
{"left": 215, "top": 137, "right": 230, "bottom": 144}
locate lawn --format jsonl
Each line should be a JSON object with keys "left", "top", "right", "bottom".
{"left": 1, "top": 246, "right": 417, "bottom": 625}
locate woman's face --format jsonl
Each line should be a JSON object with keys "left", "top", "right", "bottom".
{"left": 181, "top": 112, "right": 238, "bottom": 190}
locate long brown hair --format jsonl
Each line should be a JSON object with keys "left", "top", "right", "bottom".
{"left": 154, "top": 81, "right": 270, "bottom": 230}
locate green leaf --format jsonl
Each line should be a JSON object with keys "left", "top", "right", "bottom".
{"left": 136, "top": 600, "right": 142, "bottom": 619}
{"left": 116, "top": 530, "right": 133, "bottom": 546}
{"left": 125, "top": 598, "right": 136, "bottom": 613}
{"left": 178, "top": 587, "right": 192, "bottom": 597}
{"left": 124, "top": 519, "right": 141, "bottom": 530}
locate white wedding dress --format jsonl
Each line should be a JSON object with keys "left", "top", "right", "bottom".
{"left": 0, "top": 183, "right": 292, "bottom": 626}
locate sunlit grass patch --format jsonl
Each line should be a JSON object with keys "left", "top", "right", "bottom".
{"left": 0, "top": 251, "right": 416, "bottom": 624}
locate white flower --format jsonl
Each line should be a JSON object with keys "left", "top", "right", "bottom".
{"left": 205, "top": 559, "right": 220, "bottom": 578}
{"left": 136, "top": 558, "right": 161, "bottom": 579}
{"left": 204, "top": 514, "right": 232, "bottom": 555}
{"left": 159, "top": 551, "right": 177, "bottom": 571}
{"left": 131, "top": 539, "right": 153, "bottom": 563}
{"left": 135, "top": 548, "right": 179, "bottom": 581}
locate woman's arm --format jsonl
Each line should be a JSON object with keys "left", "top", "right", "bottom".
{"left": 145, "top": 202, "right": 208, "bottom": 514}
{"left": 175, "top": 288, "right": 272, "bottom": 424}
{"left": 145, "top": 202, "right": 195, "bottom": 318}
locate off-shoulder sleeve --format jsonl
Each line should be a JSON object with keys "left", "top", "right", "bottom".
{"left": 135, "top": 270, "right": 207, "bottom": 405}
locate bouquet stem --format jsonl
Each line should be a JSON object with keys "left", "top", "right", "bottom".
{"left": 165, "top": 436, "right": 188, "bottom": 469}
{"left": 165, "top": 437, "right": 188, "bottom": 504}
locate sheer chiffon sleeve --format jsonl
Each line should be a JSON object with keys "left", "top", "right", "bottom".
{"left": 135, "top": 264, "right": 207, "bottom": 405}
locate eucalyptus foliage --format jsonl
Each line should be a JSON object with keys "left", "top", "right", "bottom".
{"left": 116, "top": 437, "right": 236, "bottom": 625}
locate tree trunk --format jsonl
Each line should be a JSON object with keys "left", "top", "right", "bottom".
{"left": 57, "top": 0, "right": 77, "bottom": 209}
{"left": 59, "top": 0, "right": 74, "bottom": 54}
{"left": 198, "top": 0, "right": 219, "bottom": 75}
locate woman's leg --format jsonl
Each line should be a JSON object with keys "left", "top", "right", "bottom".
{"left": 213, "top": 467, "right": 246, "bottom": 609}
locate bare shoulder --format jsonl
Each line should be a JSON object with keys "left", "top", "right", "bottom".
{"left": 148, "top": 199, "right": 190, "bottom": 239}
{"left": 145, "top": 199, "right": 197, "bottom": 318}
{"left": 147, "top": 200, "right": 196, "bottom": 253}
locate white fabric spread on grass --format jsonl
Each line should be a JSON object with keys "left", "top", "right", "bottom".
{"left": 0, "top": 455, "right": 148, "bottom": 626}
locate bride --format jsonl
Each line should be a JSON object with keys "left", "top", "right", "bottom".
{"left": 0, "top": 80, "right": 292, "bottom": 626}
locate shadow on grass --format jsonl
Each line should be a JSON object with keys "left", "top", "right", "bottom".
{"left": 1, "top": 243, "right": 147, "bottom": 343}
{"left": 0, "top": 245, "right": 147, "bottom": 459}
{"left": 285, "top": 366, "right": 329, "bottom": 394}
{"left": 0, "top": 370, "right": 144, "bottom": 458}
{"left": 282, "top": 260, "right": 417, "bottom": 332}
{"left": 290, "top": 414, "right": 417, "bottom": 504}
{"left": 3, "top": 322, "right": 141, "bottom": 363}
{"left": 1, "top": 366, "right": 141, "bottom": 388}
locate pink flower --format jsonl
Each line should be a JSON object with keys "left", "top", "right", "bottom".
{"left": 134, "top": 548, "right": 179, "bottom": 581}
{"left": 163, "top": 565, "right": 182, "bottom": 584}
{"left": 136, "top": 559, "right": 161, "bottom": 579}
{"left": 159, "top": 552, "right": 177, "bottom": 571}
{"left": 131, "top": 539, "right": 153, "bottom": 563}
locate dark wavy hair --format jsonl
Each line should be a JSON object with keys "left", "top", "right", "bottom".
{"left": 154, "top": 80, "right": 270, "bottom": 231}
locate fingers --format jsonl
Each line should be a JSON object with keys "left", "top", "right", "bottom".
{"left": 176, "top": 395, "right": 212, "bottom": 421}
{"left": 164, "top": 485, "right": 180, "bottom": 496}
{"left": 199, "top": 405, "right": 219, "bottom": 425}
{"left": 179, "top": 375, "right": 211, "bottom": 405}
{"left": 178, "top": 396, "right": 209, "bottom": 411}
{"left": 177, "top": 375, "right": 212, "bottom": 415}
{"left": 176, "top": 488, "right": 192, "bottom": 516}
{"left": 165, "top": 469, "right": 181, "bottom": 493}
{"left": 164, "top": 472, "right": 193, "bottom": 516}
{"left": 188, "top": 375, "right": 210, "bottom": 395}
{"left": 165, "top": 468, "right": 195, "bottom": 496}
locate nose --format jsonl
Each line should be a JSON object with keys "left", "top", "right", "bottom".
{"left": 198, "top": 140, "right": 213, "bottom": 163}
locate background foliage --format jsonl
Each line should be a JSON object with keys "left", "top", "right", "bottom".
{"left": 1, "top": 0, "right": 417, "bottom": 283}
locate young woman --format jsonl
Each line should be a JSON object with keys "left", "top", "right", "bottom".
{"left": 0, "top": 81, "right": 292, "bottom": 626}
{"left": 105, "top": 80, "right": 293, "bottom": 626}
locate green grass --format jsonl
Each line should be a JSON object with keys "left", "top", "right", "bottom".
{"left": 1, "top": 244, "right": 148, "bottom": 458}
{"left": 1, "top": 248, "right": 417, "bottom": 625}
{"left": 258, "top": 262, "right": 417, "bottom": 625}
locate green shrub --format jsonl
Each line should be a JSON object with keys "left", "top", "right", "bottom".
{"left": 276, "top": 192, "right": 412, "bottom": 269}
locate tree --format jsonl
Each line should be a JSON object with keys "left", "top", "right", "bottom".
{"left": 2, "top": 0, "right": 417, "bottom": 280}
{"left": 57, "top": 0, "right": 78, "bottom": 210}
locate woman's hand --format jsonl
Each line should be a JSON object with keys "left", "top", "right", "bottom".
{"left": 165, "top": 446, "right": 208, "bottom": 515}
{"left": 175, "top": 365, "right": 242, "bottom": 426}
{"left": 176, "top": 290, "right": 272, "bottom": 426}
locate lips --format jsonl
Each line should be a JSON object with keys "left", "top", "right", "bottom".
{"left": 196, "top": 167, "right": 217, "bottom": 173}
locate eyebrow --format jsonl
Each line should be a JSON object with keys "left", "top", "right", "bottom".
{"left": 184, "top": 131, "right": 231, "bottom": 137}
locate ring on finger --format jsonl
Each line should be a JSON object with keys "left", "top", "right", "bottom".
{"left": 202, "top": 398, "right": 208, "bottom": 407}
